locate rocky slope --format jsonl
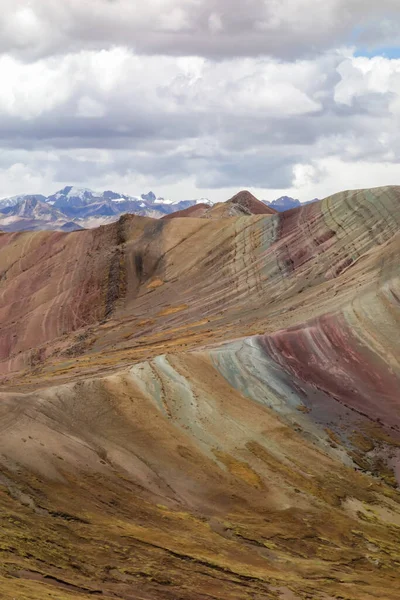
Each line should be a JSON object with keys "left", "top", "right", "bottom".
{"left": 0, "top": 185, "right": 399, "bottom": 599}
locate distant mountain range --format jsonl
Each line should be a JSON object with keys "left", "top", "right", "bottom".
{"left": 0, "top": 186, "right": 213, "bottom": 232}
{"left": 264, "top": 196, "right": 319, "bottom": 211}
{"left": 0, "top": 186, "right": 318, "bottom": 232}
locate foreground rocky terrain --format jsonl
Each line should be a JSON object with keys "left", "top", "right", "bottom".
{"left": 0, "top": 186, "right": 399, "bottom": 599}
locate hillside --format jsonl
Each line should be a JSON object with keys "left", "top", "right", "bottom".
{"left": 0, "top": 186, "right": 399, "bottom": 599}
{"left": 164, "top": 190, "right": 277, "bottom": 219}
{"left": 228, "top": 190, "right": 277, "bottom": 214}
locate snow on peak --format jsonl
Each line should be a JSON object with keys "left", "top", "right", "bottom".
{"left": 197, "top": 197, "right": 213, "bottom": 205}
{"left": 55, "top": 186, "right": 96, "bottom": 200}
{"left": 0, "top": 193, "right": 46, "bottom": 209}
{"left": 0, "top": 194, "right": 28, "bottom": 208}
{"left": 154, "top": 197, "right": 174, "bottom": 205}
{"left": 67, "top": 186, "right": 94, "bottom": 196}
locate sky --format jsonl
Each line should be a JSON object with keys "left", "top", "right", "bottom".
{"left": 1, "top": 1, "right": 400, "bottom": 202}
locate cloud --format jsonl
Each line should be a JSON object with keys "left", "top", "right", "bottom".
{"left": 0, "top": 49, "right": 326, "bottom": 143}
{"left": 0, "top": 48, "right": 327, "bottom": 194}
{"left": 0, "top": 0, "right": 400, "bottom": 61}
{"left": 0, "top": 2, "right": 399, "bottom": 200}
{"left": 0, "top": 47, "right": 399, "bottom": 197}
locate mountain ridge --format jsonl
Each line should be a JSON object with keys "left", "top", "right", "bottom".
{"left": 264, "top": 195, "right": 319, "bottom": 211}
{"left": 0, "top": 187, "right": 215, "bottom": 231}
{"left": 0, "top": 185, "right": 399, "bottom": 599}
{"left": 0, "top": 187, "right": 318, "bottom": 231}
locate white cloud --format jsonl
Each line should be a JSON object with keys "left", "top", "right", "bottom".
{"left": 290, "top": 156, "right": 400, "bottom": 200}
{"left": 0, "top": 49, "right": 325, "bottom": 123}
{"left": 293, "top": 163, "right": 320, "bottom": 189}
{"left": 0, "top": 2, "right": 397, "bottom": 200}
{"left": 0, "top": 55, "right": 72, "bottom": 118}
{"left": 76, "top": 96, "right": 106, "bottom": 118}
{"left": 0, "top": 0, "right": 399, "bottom": 61}
{"left": 335, "top": 56, "right": 400, "bottom": 106}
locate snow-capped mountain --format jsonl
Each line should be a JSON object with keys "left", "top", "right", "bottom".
{"left": 0, "top": 196, "right": 66, "bottom": 221}
{"left": 0, "top": 193, "right": 46, "bottom": 209}
{"left": 0, "top": 187, "right": 214, "bottom": 232}
{"left": 0, "top": 186, "right": 320, "bottom": 233}
{"left": 47, "top": 186, "right": 107, "bottom": 209}
{"left": 0, "top": 196, "right": 78, "bottom": 232}
{"left": 45, "top": 187, "right": 214, "bottom": 214}
{"left": 0, "top": 186, "right": 323, "bottom": 233}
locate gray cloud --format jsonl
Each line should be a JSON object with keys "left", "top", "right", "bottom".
{"left": 0, "top": 2, "right": 398, "bottom": 200}
{"left": 0, "top": 0, "right": 399, "bottom": 61}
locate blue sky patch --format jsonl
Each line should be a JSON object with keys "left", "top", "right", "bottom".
{"left": 354, "top": 47, "right": 400, "bottom": 59}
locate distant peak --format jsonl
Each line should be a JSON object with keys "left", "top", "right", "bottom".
{"left": 228, "top": 190, "right": 277, "bottom": 214}
{"left": 141, "top": 191, "right": 156, "bottom": 202}
{"left": 56, "top": 186, "right": 95, "bottom": 198}
{"left": 229, "top": 190, "right": 259, "bottom": 203}
{"left": 60, "top": 185, "right": 73, "bottom": 195}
